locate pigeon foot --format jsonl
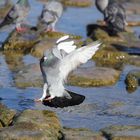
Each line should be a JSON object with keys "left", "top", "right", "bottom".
{"left": 44, "top": 96, "right": 55, "bottom": 102}
{"left": 16, "top": 27, "right": 27, "bottom": 32}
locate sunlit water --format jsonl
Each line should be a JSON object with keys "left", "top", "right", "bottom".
{"left": 0, "top": 0, "right": 140, "bottom": 131}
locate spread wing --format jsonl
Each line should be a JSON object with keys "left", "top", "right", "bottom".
{"left": 59, "top": 41, "right": 102, "bottom": 81}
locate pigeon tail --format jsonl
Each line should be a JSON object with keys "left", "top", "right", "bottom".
{"left": 63, "top": 90, "right": 72, "bottom": 99}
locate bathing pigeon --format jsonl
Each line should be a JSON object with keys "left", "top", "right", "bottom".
{"left": 95, "top": 0, "right": 127, "bottom": 34}
{"left": 0, "top": 0, "right": 30, "bottom": 32}
{"left": 36, "top": 35, "right": 102, "bottom": 102}
{"left": 38, "top": 0, "right": 63, "bottom": 31}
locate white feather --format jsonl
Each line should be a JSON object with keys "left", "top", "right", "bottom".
{"left": 56, "top": 35, "right": 69, "bottom": 44}
{"left": 57, "top": 41, "right": 76, "bottom": 53}
{"left": 59, "top": 41, "right": 102, "bottom": 81}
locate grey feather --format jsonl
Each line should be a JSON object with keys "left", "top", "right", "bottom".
{"left": 95, "top": 0, "right": 127, "bottom": 33}
{"left": 0, "top": 0, "right": 30, "bottom": 29}
{"left": 38, "top": 0, "right": 63, "bottom": 31}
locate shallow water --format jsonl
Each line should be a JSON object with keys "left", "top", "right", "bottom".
{"left": 0, "top": 0, "right": 140, "bottom": 131}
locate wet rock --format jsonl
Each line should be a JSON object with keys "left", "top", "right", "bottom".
{"left": 14, "top": 63, "right": 43, "bottom": 88}
{"left": 68, "top": 66, "right": 121, "bottom": 87}
{"left": 0, "top": 103, "right": 16, "bottom": 128}
{"left": 124, "top": 2, "right": 140, "bottom": 15}
{"left": 4, "top": 51, "right": 24, "bottom": 72}
{"left": 0, "top": 109, "right": 63, "bottom": 140}
{"left": 40, "top": 31, "right": 82, "bottom": 40}
{"left": 37, "top": 0, "right": 93, "bottom": 7}
{"left": 87, "top": 24, "right": 140, "bottom": 51}
{"left": 125, "top": 70, "right": 140, "bottom": 93}
{"left": 101, "top": 125, "right": 140, "bottom": 140}
{"left": 0, "top": 2, "right": 12, "bottom": 19}
{"left": 94, "top": 47, "right": 128, "bottom": 70}
{"left": 87, "top": 24, "right": 140, "bottom": 68}
{"left": 14, "top": 63, "right": 120, "bottom": 88}
{"left": 87, "top": 24, "right": 125, "bottom": 42}
{"left": 61, "top": 0, "right": 93, "bottom": 7}
{"left": 101, "top": 104, "right": 140, "bottom": 118}
{"left": 128, "top": 56, "right": 140, "bottom": 66}
{"left": 31, "top": 31, "right": 82, "bottom": 58}
{"left": 2, "top": 29, "right": 39, "bottom": 52}
{"left": 31, "top": 38, "right": 56, "bottom": 58}
{"left": 63, "top": 127, "right": 105, "bottom": 140}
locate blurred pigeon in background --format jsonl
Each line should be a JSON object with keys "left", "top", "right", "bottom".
{"left": 36, "top": 35, "right": 102, "bottom": 102}
{"left": 0, "top": 0, "right": 30, "bottom": 32}
{"left": 95, "top": 0, "right": 127, "bottom": 34}
{"left": 38, "top": 0, "right": 63, "bottom": 31}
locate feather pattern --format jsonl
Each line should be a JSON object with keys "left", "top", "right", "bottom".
{"left": 37, "top": 37, "right": 102, "bottom": 101}
{"left": 59, "top": 41, "right": 101, "bottom": 81}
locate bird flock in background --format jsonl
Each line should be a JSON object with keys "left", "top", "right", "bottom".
{"left": 0, "top": 0, "right": 127, "bottom": 34}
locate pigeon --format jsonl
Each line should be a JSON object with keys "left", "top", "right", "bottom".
{"left": 95, "top": 0, "right": 127, "bottom": 34}
{"left": 0, "top": 0, "right": 30, "bottom": 32}
{"left": 35, "top": 35, "right": 102, "bottom": 102}
{"left": 38, "top": 0, "right": 63, "bottom": 31}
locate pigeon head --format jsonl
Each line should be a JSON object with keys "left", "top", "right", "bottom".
{"left": 95, "top": 0, "right": 109, "bottom": 13}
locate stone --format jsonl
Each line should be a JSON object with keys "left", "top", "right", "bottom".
{"left": 14, "top": 63, "right": 121, "bottom": 88}
{"left": 61, "top": 0, "right": 93, "bottom": 7}
{"left": 0, "top": 103, "right": 16, "bottom": 128}
{"left": 101, "top": 125, "right": 140, "bottom": 140}
{"left": 2, "top": 29, "right": 39, "bottom": 52}
{"left": 68, "top": 66, "right": 121, "bottom": 87}
{"left": 0, "top": 2, "right": 12, "bottom": 19}
{"left": 125, "top": 70, "right": 140, "bottom": 93}
{"left": 0, "top": 109, "right": 63, "bottom": 140}
{"left": 128, "top": 56, "right": 140, "bottom": 66}
{"left": 14, "top": 63, "right": 43, "bottom": 88}
{"left": 63, "top": 127, "right": 105, "bottom": 140}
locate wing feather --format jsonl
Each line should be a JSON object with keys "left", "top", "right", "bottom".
{"left": 59, "top": 41, "right": 102, "bottom": 81}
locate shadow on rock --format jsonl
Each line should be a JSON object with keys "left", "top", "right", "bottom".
{"left": 43, "top": 90, "right": 85, "bottom": 108}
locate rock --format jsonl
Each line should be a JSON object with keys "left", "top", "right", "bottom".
{"left": 125, "top": 70, "right": 140, "bottom": 93}
{"left": 14, "top": 63, "right": 121, "bottom": 88}
{"left": 94, "top": 47, "right": 128, "bottom": 70}
{"left": 128, "top": 55, "right": 140, "bottom": 66}
{"left": 63, "top": 127, "right": 105, "bottom": 140}
{"left": 0, "top": 109, "right": 63, "bottom": 140}
{"left": 40, "top": 31, "right": 82, "bottom": 40}
{"left": 31, "top": 31, "right": 82, "bottom": 58}
{"left": 31, "top": 38, "right": 56, "bottom": 58}
{"left": 124, "top": 2, "right": 140, "bottom": 15}
{"left": 0, "top": 103, "right": 16, "bottom": 128}
{"left": 101, "top": 125, "right": 140, "bottom": 140}
{"left": 101, "top": 104, "right": 140, "bottom": 118}
{"left": 0, "top": 2, "right": 12, "bottom": 19}
{"left": 2, "top": 29, "right": 39, "bottom": 52}
{"left": 14, "top": 63, "right": 43, "bottom": 88}
{"left": 38, "top": 0, "right": 93, "bottom": 7}
{"left": 87, "top": 24, "right": 140, "bottom": 52}
{"left": 61, "top": 0, "right": 93, "bottom": 7}
{"left": 4, "top": 51, "right": 24, "bottom": 72}
{"left": 68, "top": 66, "right": 121, "bottom": 87}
